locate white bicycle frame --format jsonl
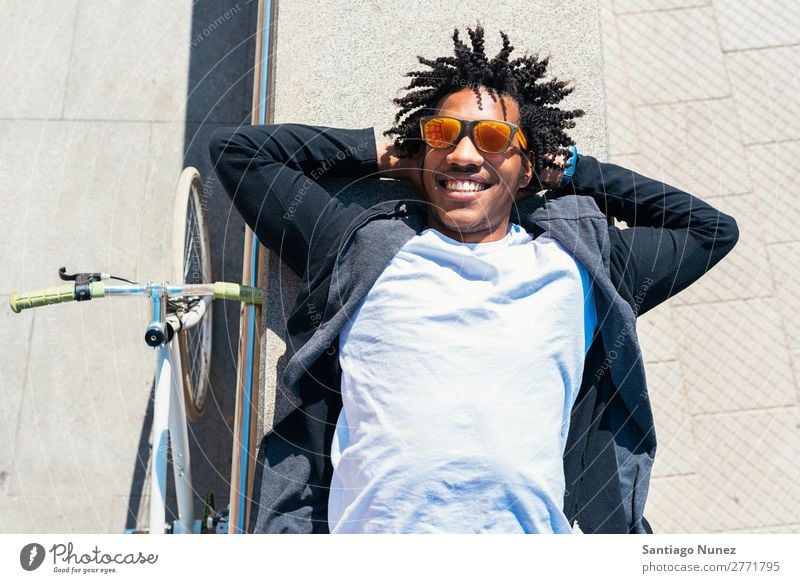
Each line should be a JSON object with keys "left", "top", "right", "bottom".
{"left": 151, "top": 337, "right": 195, "bottom": 534}
{"left": 108, "top": 281, "right": 212, "bottom": 534}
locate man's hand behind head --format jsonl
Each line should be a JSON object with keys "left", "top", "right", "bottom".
{"left": 377, "top": 142, "right": 425, "bottom": 195}
{"left": 518, "top": 152, "right": 566, "bottom": 199}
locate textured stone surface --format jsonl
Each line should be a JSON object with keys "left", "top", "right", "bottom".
{"left": 692, "top": 408, "right": 800, "bottom": 531}
{"left": 63, "top": 1, "right": 190, "bottom": 122}
{"left": 673, "top": 298, "right": 796, "bottom": 415}
{"left": 272, "top": 0, "right": 609, "bottom": 158}
{"left": 745, "top": 141, "right": 800, "bottom": 245}
{"left": 616, "top": 8, "right": 729, "bottom": 105}
{"left": 604, "top": 0, "right": 800, "bottom": 533}
{"left": 600, "top": 1, "right": 640, "bottom": 156}
{"left": 638, "top": 305, "right": 679, "bottom": 364}
{"left": 0, "top": 494, "right": 115, "bottom": 533}
{"left": 716, "top": 0, "right": 800, "bottom": 51}
{"left": 646, "top": 475, "right": 717, "bottom": 533}
{"left": 648, "top": 362, "right": 699, "bottom": 478}
{"left": 668, "top": 194, "right": 775, "bottom": 305}
{"left": 613, "top": 0, "right": 709, "bottom": 13}
{"left": 767, "top": 242, "right": 800, "bottom": 351}
{"left": 727, "top": 47, "right": 800, "bottom": 145}
{"left": 634, "top": 99, "right": 751, "bottom": 198}
{"left": 0, "top": 1, "right": 77, "bottom": 118}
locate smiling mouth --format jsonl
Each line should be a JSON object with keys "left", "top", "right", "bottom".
{"left": 437, "top": 179, "right": 490, "bottom": 193}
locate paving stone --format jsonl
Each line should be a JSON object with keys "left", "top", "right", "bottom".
{"left": 648, "top": 361, "right": 699, "bottom": 477}
{"left": 646, "top": 475, "right": 716, "bottom": 533}
{"left": 768, "top": 243, "right": 800, "bottom": 351}
{"left": 638, "top": 304, "right": 679, "bottom": 363}
{"left": 792, "top": 350, "right": 800, "bottom": 406}
{"left": 185, "top": 1, "right": 257, "bottom": 124}
{"left": 745, "top": 141, "right": 800, "bottom": 244}
{"left": 140, "top": 122, "right": 187, "bottom": 280}
{"left": 634, "top": 99, "right": 751, "bottom": 197}
{"left": 691, "top": 408, "right": 800, "bottom": 531}
{"left": 722, "top": 522, "right": 800, "bottom": 533}
{"left": 0, "top": 1, "right": 77, "bottom": 118}
{"left": 727, "top": 46, "right": 800, "bottom": 144}
{"left": 673, "top": 297, "right": 796, "bottom": 415}
{"left": 10, "top": 297, "right": 153, "bottom": 499}
{"left": 63, "top": 1, "right": 190, "bottom": 121}
{"left": 0, "top": 119, "right": 153, "bottom": 290}
{"left": 606, "top": 152, "right": 642, "bottom": 170}
{"left": 110, "top": 494, "right": 149, "bottom": 533}
{"left": 613, "top": 0, "right": 709, "bottom": 13}
{"left": 668, "top": 194, "right": 775, "bottom": 305}
{"left": 600, "top": 0, "right": 640, "bottom": 156}
{"left": 0, "top": 299, "right": 34, "bottom": 486}
{"left": 616, "top": 8, "right": 729, "bottom": 105}
{"left": 0, "top": 494, "right": 113, "bottom": 533}
{"left": 716, "top": 0, "right": 800, "bottom": 51}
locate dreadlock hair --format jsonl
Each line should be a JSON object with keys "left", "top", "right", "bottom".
{"left": 384, "top": 24, "right": 584, "bottom": 179}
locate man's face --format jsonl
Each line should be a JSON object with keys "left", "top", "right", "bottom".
{"left": 419, "top": 87, "right": 532, "bottom": 243}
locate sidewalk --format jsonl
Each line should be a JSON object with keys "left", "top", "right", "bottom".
{"left": 0, "top": 0, "right": 254, "bottom": 532}
{"left": 600, "top": 0, "right": 800, "bottom": 533}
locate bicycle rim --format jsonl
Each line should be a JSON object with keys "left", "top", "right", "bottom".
{"left": 172, "top": 167, "right": 213, "bottom": 422}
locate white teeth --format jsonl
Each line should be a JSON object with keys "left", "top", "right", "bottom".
{"left": 443, "top": 179, "right": 487, "bottom": 192}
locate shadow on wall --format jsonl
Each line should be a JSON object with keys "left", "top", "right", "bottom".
{"left": 124, "top": 0, "right": 257, "bottom": 531}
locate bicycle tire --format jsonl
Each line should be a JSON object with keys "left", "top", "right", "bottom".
{"left": 171, "top": 167, "right": 213, "bottom": 422}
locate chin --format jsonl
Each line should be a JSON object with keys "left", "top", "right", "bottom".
{"left": 431, "top": 209, "right": 492, "bottom": 237}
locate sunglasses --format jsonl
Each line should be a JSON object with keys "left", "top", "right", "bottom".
{"left": 419, "top": 115, "right": 528, "bottom": 154}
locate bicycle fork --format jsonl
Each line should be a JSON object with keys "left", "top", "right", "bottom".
{"left": 148, "top": 284, "right": 195, "bottom": 534}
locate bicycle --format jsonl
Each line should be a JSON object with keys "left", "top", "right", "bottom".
{"left": 8, "top": 167, "right": 262, "bottom": 534}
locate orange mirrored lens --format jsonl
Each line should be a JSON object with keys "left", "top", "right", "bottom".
{"left": 474, "top": 121, "right": 512, "bottom": 153}
{"left": 424, "top": 117, "right": 462, "bottom": 148}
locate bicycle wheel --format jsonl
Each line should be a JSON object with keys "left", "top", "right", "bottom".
{"left": 171, "top": 167, "right": 213, "bottom": 422}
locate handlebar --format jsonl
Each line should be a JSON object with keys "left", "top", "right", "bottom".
{"left": 8, "top": 284, "right": 76, "bottom": 313}
{"left": 9, "top": 281, "right": 263, "bottom": 313}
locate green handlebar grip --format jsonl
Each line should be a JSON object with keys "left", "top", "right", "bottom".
{"left": 89, "top": 281, "right": 105, "bottom": 298}
{"left": 213, "top": 282, "right": 264, "bottom": 305}
{"left": 9, "top": 284, "right": 76, "bottom": 313}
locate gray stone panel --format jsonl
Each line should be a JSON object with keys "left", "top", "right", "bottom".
{"left": 673, "top": 297, "right": 796, "bottom": 415}
{"left": 0, "top": 1, "right": 76, "bottom": 118}
{"left": 63, "top": 1, "right": 191, "bottom": 122}
{"left": 746, "top": 141, "right": 800, "bottom": 245}
{"left": 669, "top": 194, "right": 776, "bottom": 305}
{"left": 716, "top": 0, "right": 800, "bottom": 51}
{"left": 692, "top": 408, "right": 800, "bottom": 531}
{"left": 634, "top": 99, "right": 751, "bottom": 198}
{"left": 616, "top": 7, "right": 729, "bottom": 105}
{"left": 648, "top": 361, "right": 699, "bottom": 478}
{"left": 727, "top": 46, "right": 800, "bottom": 145}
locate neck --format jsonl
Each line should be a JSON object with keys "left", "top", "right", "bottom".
{"left": 426, "top": 214, "right": 511, "bottom": 244}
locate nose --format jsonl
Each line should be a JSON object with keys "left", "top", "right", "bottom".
{"left": 446, "top": 135, "right": 484, "bottom": 168}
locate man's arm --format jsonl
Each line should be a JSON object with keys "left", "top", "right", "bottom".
{"left": 560, "top": 155, "right": 739, "bottom": 315}
{"left": 209, "top": 124, "right": 380, "bottom": 275}
{"left": 375, "top": 142, "right": 425, "bottom": 193}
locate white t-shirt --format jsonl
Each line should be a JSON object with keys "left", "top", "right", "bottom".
{"left": 329, "top": 223, "right": 597, "bottom": 533}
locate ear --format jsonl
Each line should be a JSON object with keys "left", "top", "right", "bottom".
{"left": 514, "top": 155, "right": 537, "bottom": 202}
{"left": 519, "top": 154, "right": 533, "bottom": 188}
